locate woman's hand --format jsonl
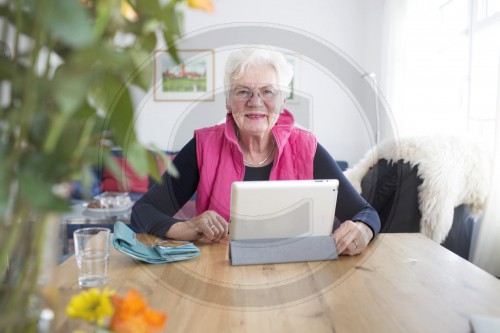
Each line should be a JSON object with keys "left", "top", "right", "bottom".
{"left": 165, "top": 210, "right": 229, "bottom": 244}
{"left": 332, "top": 220, "right": 373, "bottom": 255}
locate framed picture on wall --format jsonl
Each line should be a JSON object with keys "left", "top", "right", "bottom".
{"left": 285, "top": 54, "right": 301, "bottom": 104}
{"left": 154, "top": 49, "right": 215, "bottom": 101}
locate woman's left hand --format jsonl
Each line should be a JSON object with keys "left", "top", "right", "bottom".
{"left": 332, "top": 220, "right": 373, "bottom": 255}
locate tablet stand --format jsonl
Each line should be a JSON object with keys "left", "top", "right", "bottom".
{"left": 229, "top": 236, "right": 338, "bottom": 266}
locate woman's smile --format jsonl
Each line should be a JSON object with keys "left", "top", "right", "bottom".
{"left": 244, "top": 113, "right": 267, "bottom": 120}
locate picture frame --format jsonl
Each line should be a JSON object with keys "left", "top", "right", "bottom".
{"left": 285, "top": 54, "right": 301, "bottom": 104}
{"left": 154, "top": 49, "right": 215, "bottom": 101}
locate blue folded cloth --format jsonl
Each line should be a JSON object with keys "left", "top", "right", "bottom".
{"left": 112, "top": 221, "right": 200, "bottom": 263}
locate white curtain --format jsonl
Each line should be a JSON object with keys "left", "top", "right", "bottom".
{"left": 380, "top": 0, "right": 407, "bottom": 134}
{"left": 385, "top": 0, "right": 482, "bottom": 139}
{"left": 471, "top": 56, "right": 500, "bottom": 277}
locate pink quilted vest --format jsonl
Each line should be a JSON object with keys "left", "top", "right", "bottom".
{"left": 194, "top": 109, "right": 317, "bottom": 221}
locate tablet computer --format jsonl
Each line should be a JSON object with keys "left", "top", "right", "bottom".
{"left": 229, "top": 179, "right": 339, "bottom": 240}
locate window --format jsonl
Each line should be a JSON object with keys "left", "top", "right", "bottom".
{"left": 390, "top": 0, "right": 500, "bottom": 153}
{"left": 477, "top": 0, "right": 500, "bottom": 18}
{"left": 469, "top": 0, "right": 500, "bottom": 152}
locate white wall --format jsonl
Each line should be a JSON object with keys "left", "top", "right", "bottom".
{"left": 133, "top": 0, "right": 387, "bottom": 165}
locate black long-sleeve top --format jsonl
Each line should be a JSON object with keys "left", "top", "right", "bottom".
{"left": 131, "top": 138, "right": 381, "bottom": 238}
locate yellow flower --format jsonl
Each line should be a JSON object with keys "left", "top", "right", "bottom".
{"left": 66, "top": 288, "right": 115, "bottom": 326}
{"left": 187, "top": 0, "right": 214, "bottom": 12}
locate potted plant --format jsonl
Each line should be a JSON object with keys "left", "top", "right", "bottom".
{"left": 0, "top": 0, "right": 212, "bottom": 331}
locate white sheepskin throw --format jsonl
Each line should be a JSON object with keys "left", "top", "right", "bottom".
{"left": 344, "top": 136, "right": 492, "bottom": 243}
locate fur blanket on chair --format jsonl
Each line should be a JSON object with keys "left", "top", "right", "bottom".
{"left": 344, "top": 136, "right": 492, "bottom": 243}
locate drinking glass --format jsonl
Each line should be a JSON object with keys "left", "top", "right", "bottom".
{"left": 73, "top": 227, "right": 110, "bottom": 287}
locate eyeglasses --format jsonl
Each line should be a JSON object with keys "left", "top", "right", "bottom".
{"left": 231, "top": 86, "right": 280, "bottom": 102}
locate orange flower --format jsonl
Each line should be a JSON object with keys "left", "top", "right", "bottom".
{"left": 110, "top": 289, "right": 167, "bottom": 333}
{"left": 187, "top": 0, "right": 214, "bottom": 12}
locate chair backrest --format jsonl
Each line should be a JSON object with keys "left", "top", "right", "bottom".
{"left": 360, "top": 159, "right": 421, "bottom": 233}
{"left": 359, "top": 158, "right": 479, "bottom": 260}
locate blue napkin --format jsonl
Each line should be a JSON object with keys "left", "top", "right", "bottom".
{"left": 112, "top": 221, "right": 200, "bottom": 264}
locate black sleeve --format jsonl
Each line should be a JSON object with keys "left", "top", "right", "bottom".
{"left": 130, "top": 138, "right": 199, "bottom": 238}
{"left": 313, "top": 143, "right": 381, "bottom": 236}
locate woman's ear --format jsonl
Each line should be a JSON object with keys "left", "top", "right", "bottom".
{"left": 226, "top": 99, "right": 232, "bottom": 114}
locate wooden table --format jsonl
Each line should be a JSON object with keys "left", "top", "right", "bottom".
{"left": 55, "top": 233, "right": 500, "bottom": 333}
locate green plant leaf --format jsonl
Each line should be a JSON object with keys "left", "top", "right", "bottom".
{"left": 124, "top": 141, "right": 149, "bottom": 177}
{"left": 0, "top": 5, "right": 36, "bottom": 36}
{"left": 135, "top": 1, "right": 163, "bottom": 17}
{"left": 146, "top": 146, "right": 179, "bottom": 183}
{"left": 101, "top": 75, "right": 137, "bottom": 148}
{"left": 21, "top": 150, "right": 70, "bottom": 183}
{"left": 0, "top": 58, "right": 15, "bottom": 81}
{"left": 18, "top": 172, "right": 69, "bottom": 211}
{"left": 81, "top": 163, "right": 99, "bottom": 198}
{"left": 72, "top": 46, "right": 131, "bottom": 72}
{"left": 138, "top": 32, "right": 157, "bottom": 54}
{"left": 93, "top": 0, "right": 114, "bottom": 39}
{"left": 102, "top": 151, "right": 122, "bottom": 185}
{"left": 161, "top": 4, "right": 181, "bottom": 64}
{"left": 43, "top": 113, "right": 70, "bottom": 153}
{"left": 129, "top": 49, "right": 153, "bottom": 90}
{"left": 29, "top": 109, "right": 51, "bottom": 148}
{"left": 0, "top": 161, "right": 9, "bottom": 215}
{"left": 163, "top": 3, "right": 182, "bottom": 38}
{"left": 146, "top": 150, "right": 163, "bottom": 184}
{"left": 83, "top": 146, "right": 110, "bottom": 174}
{"left": 52, "top": 64, "right": 95, "bottom": 115}
{"left": 1, "top": 0, "right": 188, "bottom": 327}
{"left": 46, "top": 1, "right": 94, "bottom": 48}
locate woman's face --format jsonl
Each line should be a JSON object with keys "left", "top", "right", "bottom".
{"left": 227, "top": 64, "right": 284, "bottom": 138}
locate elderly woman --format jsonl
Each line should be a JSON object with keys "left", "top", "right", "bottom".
{"left": 131, "top": 48, "right": 380, "bottom": 255}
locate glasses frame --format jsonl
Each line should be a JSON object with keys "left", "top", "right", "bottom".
{"left": 230, "top": 85, "right": 282, "bottom": 102}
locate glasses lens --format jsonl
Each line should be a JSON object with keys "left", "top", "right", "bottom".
{"left": 232, "top": 87, "right": 253, "bottom": 101}
{"left": 259, "top": 87, "right": 278, "bottom": 100}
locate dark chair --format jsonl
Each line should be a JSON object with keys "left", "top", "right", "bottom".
{"left": 359, "top": 159, "right": 480, "bottom": 260}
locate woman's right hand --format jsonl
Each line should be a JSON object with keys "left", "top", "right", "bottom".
{"left": 165, "top": 210, "right": 229, "bottom": 244}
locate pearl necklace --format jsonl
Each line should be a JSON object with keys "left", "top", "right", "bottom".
{"left": 237, "top": 129, "right": 276, "bottom": 166}
{"left": 243, "top": 140, "right": 275, "bottom": 166}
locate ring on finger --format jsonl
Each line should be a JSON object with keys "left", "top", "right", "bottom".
{"left": 210, "top": 224, "right": 216, "bottom": 230}
{"left": 353, "top": 240, "right": 359, "bottom": 249}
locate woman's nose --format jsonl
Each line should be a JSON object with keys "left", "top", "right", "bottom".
{"left": 247, "top": 91, "right": 263, "bottom": 106}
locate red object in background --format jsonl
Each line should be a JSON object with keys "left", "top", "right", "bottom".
{"left": 101, "top": 157, "right": 149, "bottom": 193}
{"left": 100, "top": 153, "right": 175, "bottom": 193}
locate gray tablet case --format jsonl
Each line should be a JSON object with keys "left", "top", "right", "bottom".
{"left": 229, "top": 236, "right": 338, "bottom": 266}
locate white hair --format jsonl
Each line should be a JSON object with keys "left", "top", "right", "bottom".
{"left": 224, "top": 48, "right": 293, "bottom": 96}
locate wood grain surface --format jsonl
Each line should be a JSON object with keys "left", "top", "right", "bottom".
{"left": 54, "top": 233, "right": 500, "bottom": 333}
